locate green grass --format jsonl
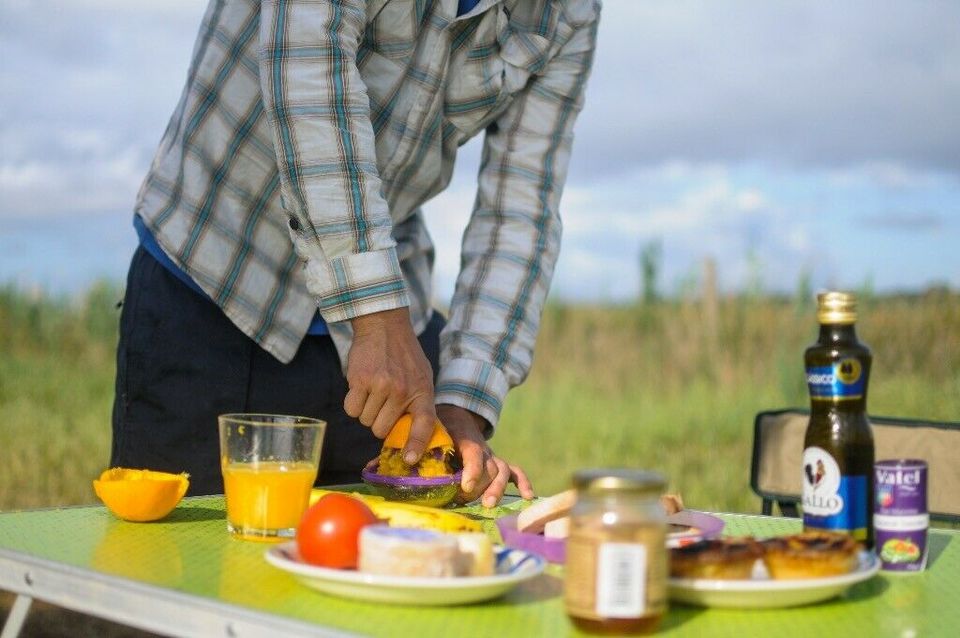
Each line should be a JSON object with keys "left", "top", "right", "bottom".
{"left": 1, "top": 284, "right": 958, "bottom": 514}
{"left": 0, "top": 283, "right": 118, "bottom": 509}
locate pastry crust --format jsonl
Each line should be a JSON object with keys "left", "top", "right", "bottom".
{"left": 761, "top": 531, "right": 861, "bottom": 579}
{"left": 670, "top": 537, "right": 764, "bottom": 580}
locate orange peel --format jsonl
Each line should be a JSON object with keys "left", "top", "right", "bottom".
{"left": 93, "top": 468, "right": 189, "bottom": 522}
{"left": 382, "top": 414, "right": 453, "bottom": 450}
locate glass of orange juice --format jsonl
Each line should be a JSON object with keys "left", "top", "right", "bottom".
{"left": 218, "top": 414, "right": 326, "bottom": 541}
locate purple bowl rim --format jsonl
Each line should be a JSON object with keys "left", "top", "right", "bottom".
{"left": 495, "top": 515, "right": 566, "bottom": 563}
{"left": 361, "top": 465, "right": 462, "bottom": 487}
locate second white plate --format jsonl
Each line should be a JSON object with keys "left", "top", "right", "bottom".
{"left": 265, "top": 542, "right": 545, "bottom": 606}
{"left": 668, "top": 551, "right": 880, "bottom": 609}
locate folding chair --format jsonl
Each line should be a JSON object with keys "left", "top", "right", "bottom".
{"left": 750, "top": 408, "right": 960, "bottom": 523}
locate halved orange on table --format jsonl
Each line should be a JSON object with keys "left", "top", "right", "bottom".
{"left": 93, "top": 468, "right": 189, "bottom": 522}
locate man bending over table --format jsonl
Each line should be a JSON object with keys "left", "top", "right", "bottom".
{"left": 111, "top": 0, "right": 601, "bottom": 507}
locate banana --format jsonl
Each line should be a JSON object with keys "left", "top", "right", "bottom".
{"left": 308, "top": 489, "right": 384, "bottom": 507}
{"left": 367, "top": 500, "right": 481, "bottom": 533}
{"left": 308, "top": 488, "right": 481, "bottom": 533}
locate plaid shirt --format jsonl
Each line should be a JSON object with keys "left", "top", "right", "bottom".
{"left": 135, "top": 0, "right": 600, "bottom": 428}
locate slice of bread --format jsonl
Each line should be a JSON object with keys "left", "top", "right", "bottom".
{"left": 517, "top": 489, "right": 577, "bottom": 534}
{"left": 543, "top": 516, "right": 570, "bottom": 539}
{"left": 660, "top": 493, "right": 684, "bottom": 515}
{"left": 518, "top": 491, "right": 685, "bottom": 535}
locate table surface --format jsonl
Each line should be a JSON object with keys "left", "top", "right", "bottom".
{"left": 1, "top": 493, "right": 957, "bottom": 638}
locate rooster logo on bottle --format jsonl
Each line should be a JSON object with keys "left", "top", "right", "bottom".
{"left": 802, "top": 447, "right": 843, "bottom": 517}
{"left": 804, "top": 459, "right": 826, "bottom": 489}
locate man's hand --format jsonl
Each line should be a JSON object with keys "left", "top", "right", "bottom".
{"left": 437, "top": 404, "right": 535, "bottom": 508}
{"left": 344, "top": 308, "right": 437, "bottom": 464}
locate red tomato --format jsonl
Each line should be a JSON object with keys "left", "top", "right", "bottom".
{"left": 296, "top": 494, "right": 379, "bottom": 568}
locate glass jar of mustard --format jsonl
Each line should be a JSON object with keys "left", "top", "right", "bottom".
{"left": 564, "top": 469, "right": 668, "bottom": 635}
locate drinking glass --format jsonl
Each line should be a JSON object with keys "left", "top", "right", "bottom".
{"left": 218, "top": 414, "right": 326, "bottom": 541}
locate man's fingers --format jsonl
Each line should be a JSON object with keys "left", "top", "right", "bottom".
{"left": 371, "top": 398, "right": 406, "bottom": 440}
{"left": 458, "top": 442, "right": 486, "bottom": 495}
{"left": 343, "top": 388, "right": 368, "bottom": 420}
{"left": 358, "top": 391, "right": 388, "bottom": 428}
{"left": 481, "top": 458, "right": 511, "bottom": 508}
{"left": 510, "top": 464, "right": 536, "bottom": 500}
{"left": 402, "top": 405, "right": 437, "bottom": 464}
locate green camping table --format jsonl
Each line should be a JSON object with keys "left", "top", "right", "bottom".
{"left": 1, "top": 495, "right": 957, "bottom": 637}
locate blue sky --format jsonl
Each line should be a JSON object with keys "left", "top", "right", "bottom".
{"left": 1, "top": 0, "right": 958, "bottom": 301}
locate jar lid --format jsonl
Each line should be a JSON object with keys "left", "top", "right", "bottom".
{"left": 572, "top": 468, "right": 666, "bottom": 495}
{"left": 816, "top": 291, "right": 857, "bottom": 325}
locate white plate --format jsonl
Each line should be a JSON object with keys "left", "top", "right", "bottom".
{"left": 265, "top": 542, "right": 545, "bottom": 606}
{"left": 669, "top": 551, "right": 880, "bottom": 609}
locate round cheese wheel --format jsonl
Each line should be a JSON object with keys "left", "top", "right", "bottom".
{"left": 358, "top": 525, "right": 460, "bottom": 577}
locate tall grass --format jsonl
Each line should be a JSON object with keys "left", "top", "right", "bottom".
{"left": 1, "top": 284, "right": 957, "bottom": 513}
{"left": 0, "top": 283, "right": 119, "bottom": 509}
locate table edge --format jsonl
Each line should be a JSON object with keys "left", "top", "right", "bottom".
{"left": 0, "top": 547, "right": 362, "bottom": 638}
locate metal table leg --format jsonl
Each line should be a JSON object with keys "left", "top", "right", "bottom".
{"left": 1, "top": 594, "right": 33, "bottom": 638}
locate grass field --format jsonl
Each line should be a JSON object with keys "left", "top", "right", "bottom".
{"left": 1, "top": 283, "right": 958, "bottom": 513}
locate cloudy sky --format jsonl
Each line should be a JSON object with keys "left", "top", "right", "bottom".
{"left": 1, "top": 0, "right": 958, "bottom": 301}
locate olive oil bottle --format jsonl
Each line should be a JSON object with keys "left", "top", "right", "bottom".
{"left": 802, "top": 292, "right": 875, "bottom": 548}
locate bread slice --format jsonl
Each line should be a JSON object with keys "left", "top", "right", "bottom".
{"left": 518, "top": 490, "right": 685, "bottom": 535}
{"left": 543, "top": 516, "right": 570, "bottom": 539}
{"left": 517, "top": 489, "right": 576, "bottom": 534}
{"left": 660, "top": 493, "right": 684, "bottom": 515}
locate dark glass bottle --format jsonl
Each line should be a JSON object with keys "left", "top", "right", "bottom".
{"left": 801, "top": 292, "right": 875, "bottom": 548}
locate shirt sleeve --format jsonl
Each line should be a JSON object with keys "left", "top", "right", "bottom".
{"left": 258, "top": 0, "right": 409, "bottom": 323}
{"left": 435, "top": 10, "right": 600, "bottom": 430}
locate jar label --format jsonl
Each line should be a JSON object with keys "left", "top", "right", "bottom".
{"left": 565, "top": 530, "right": 666, "bottom": 621}
{"left": 596, "top": 543, "right": 646, "bottom": 618}
{"left": 806, "top": 360, "right": 865, "bottom": 400}
{"left": 801, "top": 447, "right": 868, "bottom": 539}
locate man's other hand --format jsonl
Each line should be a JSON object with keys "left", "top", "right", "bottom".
{"left": 437, "top": 404, "right": 535, "bottom": 508}
{"left": 344, "top": 308, "right": 436, "bottom": 464}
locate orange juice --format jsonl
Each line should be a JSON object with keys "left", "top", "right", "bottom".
{"left": 222, "top": 461, "right": 317, "bottom": 541}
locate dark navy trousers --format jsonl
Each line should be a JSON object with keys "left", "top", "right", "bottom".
{"left": 111, "top": 246, "right": 442, "bottom": 495}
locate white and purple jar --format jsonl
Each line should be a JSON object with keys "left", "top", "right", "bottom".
{"left": 874, "top": 459, "right": 928, "bottom": 572}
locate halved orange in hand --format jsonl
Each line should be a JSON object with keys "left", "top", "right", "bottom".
{"left": 93, "top": 468, "right": 189, "bottom": 522}
{"left": 382, "top": 414, "right": 453, "bottom": 451}
{"left": 377, "top": 414, "right": 456, "bottom": 478}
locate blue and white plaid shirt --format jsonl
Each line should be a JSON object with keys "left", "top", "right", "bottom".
{"left": 135, "top": 0, "right": 600, "bottom": 428}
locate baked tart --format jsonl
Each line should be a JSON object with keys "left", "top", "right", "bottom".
{"left": 670, "top": 537, "right": 764, "bottom": 580}
{"left": 761, "top": 531, "right": 861, "bottom": 579}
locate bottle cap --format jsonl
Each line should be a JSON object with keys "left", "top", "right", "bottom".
{"left": 572, "top": 468, "right": 666, "bottom": 495}
{"left": 816, "top": 291, "right": 857, "bottom": 324}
